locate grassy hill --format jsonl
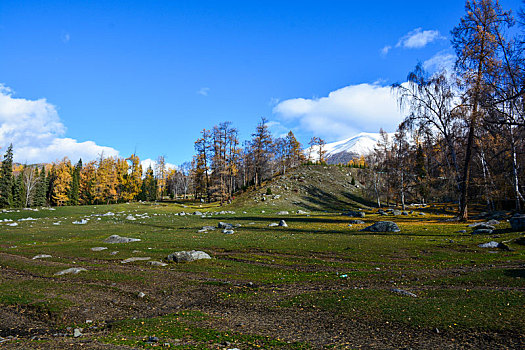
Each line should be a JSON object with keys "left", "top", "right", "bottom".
{"left": 232, "top": 164, "right": 374, "bottom": 212}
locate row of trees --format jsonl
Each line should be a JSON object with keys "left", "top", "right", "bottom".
{"left": 368, "top": 0, "right": 525, "bottom": 218}
{"left": 192, "top": 119, "right": 305, "bottom": 203}
{"left": 0, "top": 144, "right": 192, "bottom": 207}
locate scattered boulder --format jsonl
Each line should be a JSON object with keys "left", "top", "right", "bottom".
{"left": 104, "top": 235, "right": 141, "bottom": 243}
{"left": 468, "top": 223, "right": 495, "bottom": 230}
{"left": 349, "top": 220, "right": 365, "bottom": 224}
{"left": 279, "top": 220, "right": 288, "bottom": 227}
{"left": 91, "top": 247, "right": 107, "bottom": 252}
{"left": 193, "top": 211, "right": 203, "bottom": 216}
{"left": 361, "top": 221, "right": 400, "bottom": 233}
{"left": 390, "top": 288, "right": 417, "bottom": 297}
{"left": 392, "top": 210, "right": 402, "bottom": 216}
{"left": 167, "top": 250, "right": 211, "bottom": 263}
{"left": 510, "top": 214, "right": 525, "bottom": 231}
{"left": 72, "top": 219, "right": 88, "bottom": 225}
{"left": 268, "top": 223, "right": 279, "bottom": 227}
{"left": 73, "top": 328, "right": 82, "bottom": 338}
{"left": 277, "top": 211, "right": 289, "bottom": 215}
{"left": 402, "top": 211, "right": 409, "bottom": 216}
{"left": 343, "top": 210, "right": 365, "bottom": 218}
{"left": 478, "top": 241, "right": 511, "bottom": 251}
{"left": 223, "top": 229, "right": 234, "bottom": 234}
{"left": 218, "top": 222, "right": 233, "bottom": 230}
{"left": 55, "top": 267, "right": 87, "bottom": 276}
{"left": 471, "top": 228, "right": 493, "bottom": 235}
{"left": 148, "top": 261, "right": 168, "bottom": 267}
{"left": 478, "top": 241, "right": 499, "bottom": 248}
{"left": 32, "top": 254, "right": 52, "bottom": 260}
{"left": 126, "top": 215, "right": 136, "bottom": 221}
{"left": 121, "top": 257, "right": 151, "bottom": 264}
{"left": 297, "top": 210, "right": 308, "bottom": 214}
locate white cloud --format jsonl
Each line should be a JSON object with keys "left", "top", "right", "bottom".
{"left": 0, "top": 84, "right": 119, "bottom": 163}
{"left": 273, "top": 83, "right": 404, "bottom": 140}
{"left": 381, "top": 45, "right": 392, "bottom": 56}
{"left": 61, "top": 32, "right": 70, "bottom": 43}
{"left": 423, "top": 51, "right": 456, "bottom": 72}
{"left": 396, "top": 28, "right": 443, "bottom": 49}
{"left": 197, "top": 87, "right": 210, "bottom": 96}
{"left": 265, "top": 120, "right": 290, "bottom": 139}
{"left": 140, "top": 158, "right": 178, "bottom": 174}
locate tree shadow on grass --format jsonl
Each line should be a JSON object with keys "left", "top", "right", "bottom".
{"left": 503, "top": 269, "right": 525, "bottom": 278}
{"left": 299, "top": 187, "right": 374, "bottom": 212}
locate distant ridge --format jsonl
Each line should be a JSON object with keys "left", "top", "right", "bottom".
{"left": 306, "top": 132, "right": 387, "bottom": 165}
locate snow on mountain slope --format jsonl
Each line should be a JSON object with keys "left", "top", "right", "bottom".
{"left": 306, "top": 132, "right": 388, "bottom": 164}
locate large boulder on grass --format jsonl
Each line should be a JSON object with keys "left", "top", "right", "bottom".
{"left": 510, "top": 215, "right": 525, "bottom": 231}
{"left": 167, "top": 250, "right": 211, "bottom": 263}
{"left": 361, "top": 221, "right": 400, "bottom": 233}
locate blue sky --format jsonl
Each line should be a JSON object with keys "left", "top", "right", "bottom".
{"left": 0, "top": 0, "right": 523, "bottom": 165}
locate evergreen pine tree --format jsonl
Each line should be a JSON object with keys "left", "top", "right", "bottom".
{"left": 0, "top": 144, "right": 14, "bottom": 208}
{"left": 34, "top": 166, "right": 48, "bottom": 207}
{"left": 12, "top": 173, "right": 25, "bottom": 208}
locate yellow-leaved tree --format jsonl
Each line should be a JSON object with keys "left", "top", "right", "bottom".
{"left": 95, "top": 156, "right": 118, "bottom": 204}
{"left": 124, "top": 154, "right": 142, "bottom": 201}
{"left": 52, "top": 158, "right": 72, "bottom": 206}
{"left": 80, "top": 160, "right": 97, "bottom": 204}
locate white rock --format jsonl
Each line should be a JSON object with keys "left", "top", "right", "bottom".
{"left": 91, "top": 247, "right": 108, "bottom": 252}
{"left": 121, "top": 257, "right": 151, "bottom": 264}
{"left": 104, "top": 235, "right": 141, "bottom": 243}
{"left": 55, "top": 267, "right": 87, "bottom": 276}
{"left": 32, "top": 254, "right": 52, "bottom": 260}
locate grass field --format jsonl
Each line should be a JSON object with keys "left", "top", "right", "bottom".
{"left": 0, "top": 186, "right": 524, "bottom": 348}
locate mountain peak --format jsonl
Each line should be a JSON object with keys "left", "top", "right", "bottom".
{"left": 306, "top": 132, "right": 388, "bottom": 164}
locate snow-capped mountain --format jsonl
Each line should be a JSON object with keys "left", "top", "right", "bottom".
{"left": 306, "top": 132, "right": 386, "bottom": 164}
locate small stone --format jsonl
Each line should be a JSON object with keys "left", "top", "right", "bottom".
{"left": 148, "top": 261, "right": 168, "bottom": 267}
{"left": 390, "top": 288, "right": 417, "bottom": 297}
{"left": 90, "top": 247, "right": 107, "bottom": 252}
{"left": 138, "top": 292, "right": 146, "bottom": 298}
{"left": 471, "top": 228, "right": 493, "bottom": 235}
{"left": 278, "top": 220, "right": 288, "bottom": 227}
{"left": 121, "top": 257, "right": 151, "bottom": 264}
{"left": 32, "top": 254, "right": 52, "bottom": 260}
{"left": 55, "top": 267, "right": 87, "bottom": 276}
{"left": 73, "top": 328, "right": 82, "bottom": 338}
{"left": 167, "top": 250, "right": 211, "bottom": 263}
{"left": 72, "top": 219, "right": 88, "bottom": 225}
{"left": 223, "top": 229, "right": 234, "bottom": 234}
{"left": 104, "top": 235, "right": 141, "bottom": 243}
